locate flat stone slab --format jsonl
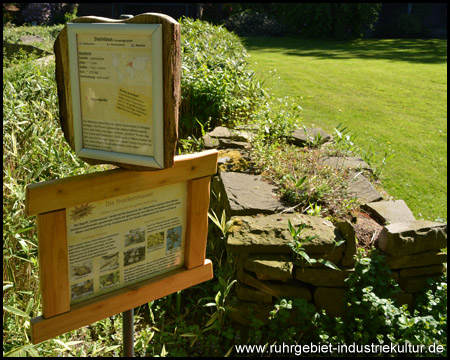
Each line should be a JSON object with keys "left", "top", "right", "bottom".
{"left": 399, "top": 264, "right": 446, "bottom": 278}
{"left": 295, "top": 268, "right": 353, "bottom": 287}
{"left": 20, "top": 35, "right": 43, "bottom": 44}
{"left": 203, "top": 126, "right": 252, "bottom": 149}
{"left": 320, "top": 156, "right": 370, "bottom": 171}
{"left": 244, "top": 254, "right": 293, "bottom": 282}
{"left": 227, "top": 213, "right": 342, "bottom": 254}
{"left": 385, "top": 251, "right": 447, "bottom": 269}
{"left": 363, "top": 200, "right": 415, "bottom": 225}
{"left": 289, "top": 127, "right": 332, "bottom": 147}
{"left": 218, "top": 171, "right": 287, "bottom": 216}
{"left": 378, "top": 220, "right": 447, "bottom": 256}
{"left": 239, "top": 270, "right": 312, "bottom": 301}
{"left": 347, "top": 172, "right": 383, "bottom": 203}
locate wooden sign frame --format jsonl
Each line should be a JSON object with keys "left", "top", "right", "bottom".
{"left": 67, "top": 22, "right": 164, "bottom": 168}
{"left": 54, "top": 13, "right": 180, "bottom": 170}
{"left": 25, "top": 150, "right": 218, "bottom": 344}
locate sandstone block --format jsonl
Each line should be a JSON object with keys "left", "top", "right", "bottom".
{"left": 363, "top": 200, "right": 415, "bottom": 225}
{"left": 314, "top": 287, "right": 348, "bottom": 317}
{"left": 295, "top": 267, "right": 353, "bottom": 287}
{"left": 378, "top": 220, "right": 447, "bottom": 256}
{"left": 244, "top": 254, "right": 293, "bottom": 282}
{"left": 385, "top": 251, "right": 447, "bottom": 269}
{"left": 227, "top": 214, "right": 342, "bottom": 254}
{"left": 239, "top": 271, "right": 312, "bottom": 301}
{"left": 320, "top": 156, "right": 370, "bottom": 171}
{"left": 399, "top": 264, "right": 446, "bottom": 278}
{"left": 294, "top": 247, "right": 344, "bottom": 268}
{"left": 336, "top": 220, "right": 357, "bottom": 267}
{"left": 203, "top": 126, "right": 252, "bottom": 149}
{"left": 235, "top": 283, "right": 273, "bottom": 304}
{"left": 218, "top": 172, "right": 287, "bottom": 216}
{"left": 347, "top": 172, "right": 383, "bottom": 204}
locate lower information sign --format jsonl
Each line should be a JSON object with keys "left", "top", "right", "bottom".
{"left": 67, "top": 182, "right": 187, "bottom": 304}
{"left": 25, "top": 150, "right": 218, "bottom": 344}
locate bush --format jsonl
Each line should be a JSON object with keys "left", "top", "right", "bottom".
{"left": 179, "top": 17, "right": 267, "bottom": 139}
{"left": 21, "top": 3, "right": 78, "bottom": 25}
{"left": 272, "top": 3, "right": 382, "bottom": 39}
{"left": 225, "top": 10, "right": 286, "bottom": 37}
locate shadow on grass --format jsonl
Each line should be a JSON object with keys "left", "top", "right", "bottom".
{"left": 243, "top": 36, "right": 447, "bottom": 64}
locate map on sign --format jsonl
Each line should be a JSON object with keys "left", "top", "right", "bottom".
{"left": 76, "top": 32, "right": 155, "bottom": 156}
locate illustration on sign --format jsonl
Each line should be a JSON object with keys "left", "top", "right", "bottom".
{"left": 66, "top": 182, "right": 187, "bottom": 304}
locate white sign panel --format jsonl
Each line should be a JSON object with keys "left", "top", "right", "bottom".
{"left": 67, "top": 23, "right": 164, "bottom": 168}
{"left": 66, "top": 182, "right": 187, "bottom": 304}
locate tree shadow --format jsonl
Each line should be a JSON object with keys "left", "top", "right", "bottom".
{"left": 243, "top": 36, "right": 447, "bottom": 64}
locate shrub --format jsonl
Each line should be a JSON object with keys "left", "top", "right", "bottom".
{"left": 225, "top": 10, "right": 286, "bottom": 37}
{"left": 179, "top": 17, "right": 267, "bottom": 140}
{"left": 272, "top": 3, "right": 382, "bottom": 39}
{"left": 21, "top": 3, "right": 78, "bottom": 25}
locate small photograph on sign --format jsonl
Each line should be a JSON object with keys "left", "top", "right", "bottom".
{"left": 124, "top": 246, "right": 146, "bottom": 267}
{"left": 124, "top": 228, "right": 146, "bottom": 247}
{"left": 70, "top": 260, "right": 93, "bottom": 280}
{"left": 71, "top": 279, "right": 94, "bottom": 300}
{"left": 147, "top": 231, "right": 164, "bottom": 251}
{"left": 166, "top": 226, "right": 182, "bottom": 254}
{"left": 99, "top": 252, "right": 119, "bottom": 273}
{"left": 99, "top": 270, "right": 120, "bottom": 290}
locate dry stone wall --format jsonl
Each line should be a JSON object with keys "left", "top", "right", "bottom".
{"left": 205, "top": 126, "right": 447, "bottom": 325}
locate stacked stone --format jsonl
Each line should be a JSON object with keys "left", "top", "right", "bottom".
{"left": 226, "top": 214, "right": 357, "bottom": 325}
{"left": 368, "top": 200, "right": 447, "bottom": 301}
{"left": 204, "top": 125, "right": 447, "bottom": 325}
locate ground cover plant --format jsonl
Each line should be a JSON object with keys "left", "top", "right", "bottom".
{"left": 244, "top": 36, "right": 447, "bottom": 222}
{"left": 3, "top": 19, "right": 447, "bottom": 357}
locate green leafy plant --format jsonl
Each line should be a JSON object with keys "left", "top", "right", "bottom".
{"left": 179, "top": 17, "right": 267, "bottom": 141}
{"left": 288, "top": 219, "right": 341, "bottom": 270}
{"left": 306, "top": 202, "right": 322, "bottom": 217}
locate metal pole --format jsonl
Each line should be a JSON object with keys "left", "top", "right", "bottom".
{"left": 123, "top": 308, "right": 134, "bottom": 357}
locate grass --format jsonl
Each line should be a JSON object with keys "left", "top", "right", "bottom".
{"left": 243, "top": 36, "right": 447, "bottom": 222}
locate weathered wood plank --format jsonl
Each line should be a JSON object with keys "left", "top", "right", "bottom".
{"left": 26, "top": 150, "right": 218, "bottom": 216}
{"left": 37, "top": 210, "right": 71, "bottom": 318}
{"left": 185, "top": 176, "right": 212, "bottom": 269}
{"left": 31, "top": 260, "right": 213, "bottom": 344}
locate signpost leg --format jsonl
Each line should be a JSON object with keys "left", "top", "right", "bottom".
{"left": 123, "top": 309, "right": 134, "bottom": 357}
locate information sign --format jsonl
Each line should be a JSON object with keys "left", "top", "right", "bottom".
{"left": 54, "top": 13, "right": 181, "bottom": 170}
{"left": 67, "top": 23, "right": 164, "bottom": 168}
{"left": 25, "top": 150, "right": 218, "bottom": 344}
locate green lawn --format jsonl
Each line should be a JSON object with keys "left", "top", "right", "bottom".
{"left": 244, "top": 36, "right": 447, "bottom": 222}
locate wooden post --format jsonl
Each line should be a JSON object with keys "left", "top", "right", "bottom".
{"left": 37, "top": 210, "right": 70, "bottom": 318}
{"left": 185, "top": 176, "right": 212, "bottom": 269}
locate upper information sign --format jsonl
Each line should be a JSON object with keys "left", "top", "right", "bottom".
{"left": 67, "top": 23, "right": 164, "bottom": 168}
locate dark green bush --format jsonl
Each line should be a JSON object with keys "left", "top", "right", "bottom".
{"left": 179, "top": 17, "right": 266, "bottom": 140}
{"left": 225, "top": 10, "right": 286, "bottom": 37}
{"left": 272, "top": 3, "right": 382, "bottom": 39}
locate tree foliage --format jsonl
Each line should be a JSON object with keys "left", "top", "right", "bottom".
{"left": 269, "top": 3, "right": 381, "bottom": 39}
